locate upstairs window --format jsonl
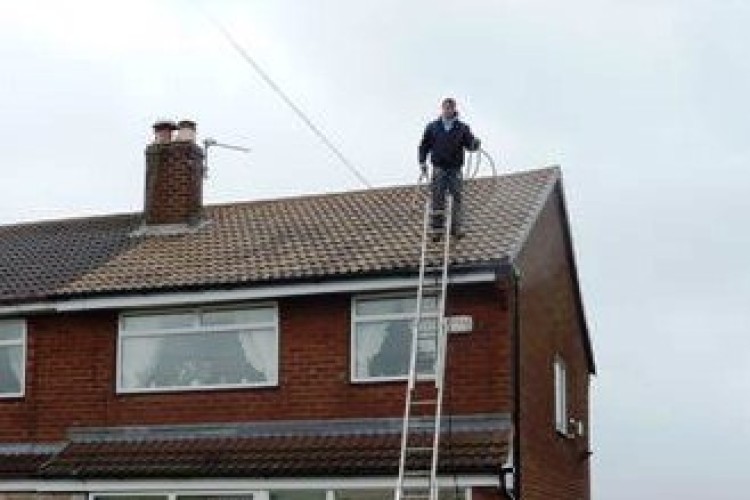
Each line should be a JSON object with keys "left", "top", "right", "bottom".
{"left": 554, "top": 355, "right": 568, "bottom": 434}
{"left": 351, "top": 294, "right": 438, "bottom": 382}
{"left": 0, "top": 319, "right": 25, "bottom": 397}
{"left": 118, "top": 304, "right": 278, "bottom": 393}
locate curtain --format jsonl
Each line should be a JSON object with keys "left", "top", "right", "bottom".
{"left": 0, "top": 347, "right": 21, "bottom": 393}
{"left": 239, "top": 329, "right": 278, "bottom": 383}
{"left": 8, "top": 347, "right": 21, "bottom": 384}
{"left": 355, "top": 322, "right": 390, "bottom": 378}
{"left": 122, "top": 337, "right": 161, "bottom": 388}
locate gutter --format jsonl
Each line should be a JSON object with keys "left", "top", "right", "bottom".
{"left": 0, "top": 267, "right": 501, "bottom": 316}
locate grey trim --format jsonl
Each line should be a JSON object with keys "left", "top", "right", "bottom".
{"left": 0, "top": 443, "right": 65, "bottom": 455}
{"left": 68, "top": 413, "right": 511, "bottom": 443}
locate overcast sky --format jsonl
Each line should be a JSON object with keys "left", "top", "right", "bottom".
{"left": 1, "top": 1, "right": 749, "bottom": 498}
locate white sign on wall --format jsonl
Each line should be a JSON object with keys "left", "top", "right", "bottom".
{"left": 447, "top": 315, "right": 473, "bottom": 334}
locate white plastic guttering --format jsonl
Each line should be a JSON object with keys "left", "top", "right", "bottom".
{"left": 0, "top": 270, "right": 497, "bottom": 316}
{"left": 0, "top": 475, "right": 499, "bottom": 492}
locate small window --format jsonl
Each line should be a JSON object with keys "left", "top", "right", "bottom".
{"left": 0, "top": 319, "right": 26, "bottom": 397}
{"left": 118, "top": 304, "right": 278, "bottom": 393}
{"left": 554, "top": 356, "right": 568, "bottom": 434}
{"left": 351, "top": 294, "right": 438, "bottom": 382}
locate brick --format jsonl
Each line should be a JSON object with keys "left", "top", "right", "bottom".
{"left": 516, "top": 187, "right": 592, "bottom": 500}
{"left": 0, "top": 285, "right": 510, "bottom": 442}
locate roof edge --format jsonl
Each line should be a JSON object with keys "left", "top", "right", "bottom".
{"left": 0, "top": 264, "right": 503, "bottom": 316}
{"left": 507, "top": 165, "right": 561, "bottom": 261}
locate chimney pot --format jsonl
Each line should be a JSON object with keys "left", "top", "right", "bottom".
{"left": 152, "top": 120, "right": 178, "bottom": 144}
{"left": 175, "top": 120, "right": 197, "bottom": 142}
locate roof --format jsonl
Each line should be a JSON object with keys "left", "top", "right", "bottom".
{"left": 0, "top": 415, "right": 509, "bottom": 479}
{"left": 0, "top": 168, "right": 561, "bottom": 304}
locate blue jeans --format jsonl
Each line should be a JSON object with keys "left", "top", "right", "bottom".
{"left": 431, "top": 166, "right": 462, "bottom": 231}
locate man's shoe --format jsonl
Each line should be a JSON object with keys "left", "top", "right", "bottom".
{"left": 431, "top": 233, "right": 442, "bottom": 243}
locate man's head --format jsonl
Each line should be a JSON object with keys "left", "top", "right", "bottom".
{"left": 441, "top": 97, "right": 457, "bottom": 119}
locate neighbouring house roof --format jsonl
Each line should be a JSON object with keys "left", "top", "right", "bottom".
{"left": 0, "top": 453, "right": 55, "bottom": 479}
{"left": 0, "top": 168, "right": 559, "bottom": 304}
{"left": 0, "top": 415, "right": 510, "bottom": 479}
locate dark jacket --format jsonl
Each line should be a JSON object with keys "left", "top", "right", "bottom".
{"left": 418, "top": 118, "right": 480, "bottom": 169}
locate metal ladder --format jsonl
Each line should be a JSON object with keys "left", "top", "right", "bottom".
{"left": 395, "top": 194, "right": 454, "bottom": 500}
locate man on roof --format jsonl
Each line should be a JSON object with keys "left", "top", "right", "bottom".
{"left": 418, "top": 97, "right": 481, "bottom": 239}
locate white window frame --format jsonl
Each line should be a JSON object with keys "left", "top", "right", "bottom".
{"left": 117, "top": 302, "right": 279, "bottom": 394}
{"left": 0, "top": 318, "right": 26, "bottom": 398}
{"left": 90, "top": 491, "right": 266, "bottom": 500}
{"left": 553, "top": 355, "right": 568, "bottom": 435}
{"left": 89, "top": 487, "right": 469, "bottom": 500}
{"left": 350, "top": 292, "right": 438, "bottom": 383}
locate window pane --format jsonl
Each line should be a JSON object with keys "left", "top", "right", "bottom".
{"left": 122, "top": 312, "right": 194, "bottom": 332}
{"left": 356, "top": 297, "right": 416, "bottom": 316}
{"left": 270, "top": 491, "right": 326, "bottom": 500}
{"left": 554, "top": 359, "right": 567, "bottom": 432}
{"left": 421, "top": 295, "right": 438, "bottom": 312}
{"left": 180, "top": 496, "right": 254, "bottom": 500}
{"left": 95, "top": 496, "right": 168, "bottom": 500}
{"left": 121, "top": 329, "right": 277, "bottom": 389}
{"left": 335, "top": 491, "right": 392, "bottom": 500}
{"left": 356, "top": 296, "right": 437, "bottom": 317}
{"left": 439, "top": 490, "right": 466, "bottom": 500}
{"left": 0, "top": 321, "right": 23, "bottom": 342}
{"left": 202, "top": 307, "right": 275, "bottom": 326}
{"left": 355, "top": 319, "right": 411, "bottom": 378}
{"left": 0, "top": 346, "right": 22, "bottom": 394}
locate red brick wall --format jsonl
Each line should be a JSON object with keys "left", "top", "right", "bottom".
{"left": 516, "top": 185, "right": 592, "bottom": 500}
{"left": 143, "top": 141, "right": 203, "bottom": 225}
{"left": 0, "top": 283, "right": 510, "bottom": 442}
{"left": 471, "top": 486, "right": 505, "bottom": 500}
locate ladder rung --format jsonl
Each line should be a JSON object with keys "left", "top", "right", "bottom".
{"left": 410, "top": 399, "right": 438, "bottom": 406}
{"left": 404, "top": 469, "right": 431, "bottom": 476}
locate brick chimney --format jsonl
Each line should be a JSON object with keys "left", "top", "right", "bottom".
{"left": 143, "top": 120, "right": 205, "bottom": 226}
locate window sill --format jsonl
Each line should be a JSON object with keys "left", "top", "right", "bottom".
{"left": 116, "top": 382, "right": 279, "bottom": 395}
{"left": 350, "top": 374, "right": 437, "bottom": 384}
{"left": 0, "top": 392, "right": 25, "bottom": 400}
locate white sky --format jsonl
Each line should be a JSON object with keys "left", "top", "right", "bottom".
{"left": 1, "top": 1, "right": 749, "bottom": 498}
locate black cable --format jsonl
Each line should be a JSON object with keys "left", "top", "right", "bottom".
{"left": 197, "top": 5, "right": 372, "bottom": 188}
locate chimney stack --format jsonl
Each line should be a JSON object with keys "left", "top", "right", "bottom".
{"left": 143, "top": 119, "right": 204, "bottom": 226}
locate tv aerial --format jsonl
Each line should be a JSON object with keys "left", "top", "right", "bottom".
{"left": 202, "top": 137, "right": 251, "bottom": 178}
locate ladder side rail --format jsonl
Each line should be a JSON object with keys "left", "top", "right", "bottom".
{"left": 396, "top": 196, "right": 433, "bottom": 500}
{"left": 429, "top": 194, "right": 454, "bottom": 500}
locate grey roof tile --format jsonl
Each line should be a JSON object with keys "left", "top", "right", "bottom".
{"left": 0, "top": 168, "right": 559, "bottom": 302}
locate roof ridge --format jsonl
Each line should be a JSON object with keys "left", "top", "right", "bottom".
{"left": 0, "top": 166, "right": 558, "bottom": 229}
{"left": 205, "top": 165, "right": 560, "bottom": 210}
